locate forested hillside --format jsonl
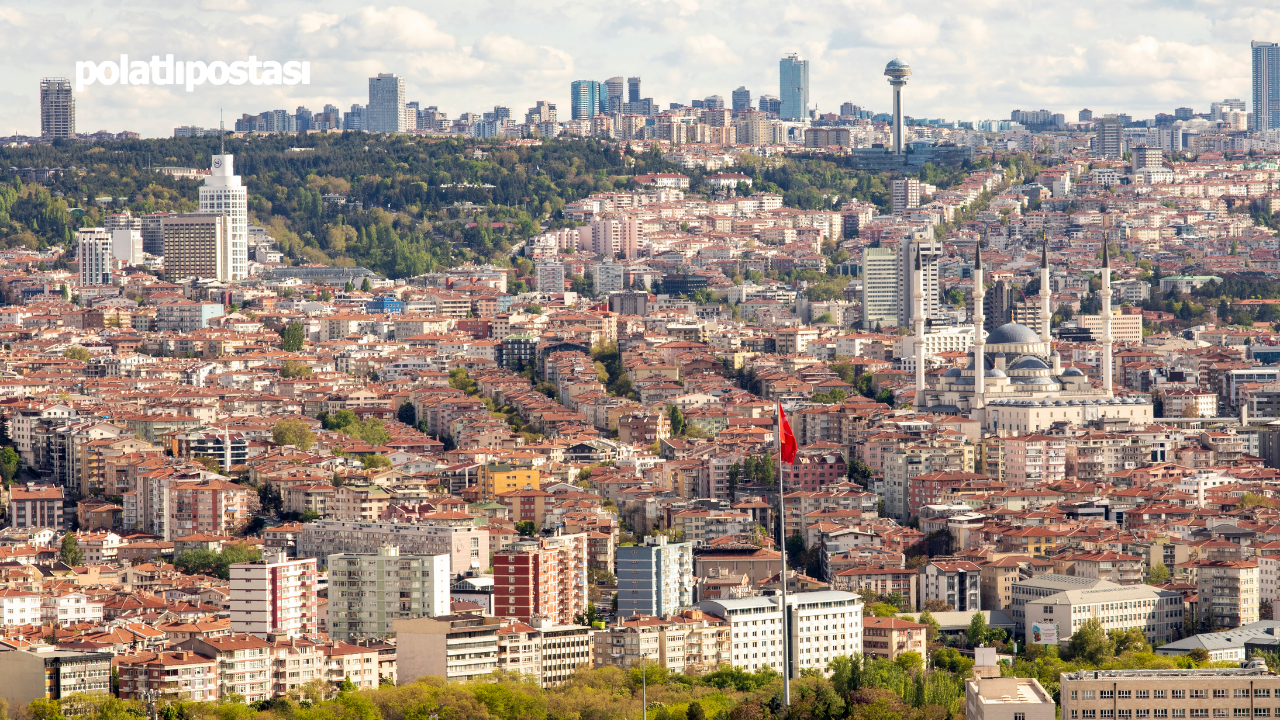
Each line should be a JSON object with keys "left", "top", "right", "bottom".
{"left": 0, "top": 133, "right": 974, "bottom": 278}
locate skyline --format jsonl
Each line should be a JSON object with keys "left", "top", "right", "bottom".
{"left": 1, "top": 1, "right": 1276, "bottom": 137}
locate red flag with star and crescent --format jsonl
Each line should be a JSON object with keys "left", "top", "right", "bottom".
{"left": 778, "top": 402, "right": 797, "bottom": 464}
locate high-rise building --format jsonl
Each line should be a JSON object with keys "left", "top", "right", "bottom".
{"left": 492, "top": 534, "right": 589, "bottom": 625}
{"left": 861, "top": 246, "right": 898, "bottom": 329}
{"left": 536, "top": 262, "right": 566, "bottom": 293}
{"left": 162, "top": 213, "right": 232, "bottom": 281}
{"left": 1078, "top": 108, "right": 1093, "bottom": 121}
{"left": 604, "top": 77, "right": 625, "bottom": 113}
{"left": 198, "top": 154, "right": 248, "bottom": 280}
{"left": 367, "top": 73, "right": 408, "bottom": 133}
{"left": 1255, "top": 41, "right": 1280, "bottom": 131}
{"left": 896, "top": 236, "right": 942, "bottom": 329}
{"left": 616, "top": 535, "right": 693, "bottom": 618}
{"left": 105, "top": 211, "right": 143, "bottom": 266}
{"left": 77, "top": 228, "right": 112, "bottom": 287}
{"left": 702, "top": 95, "right": 725, "bottom": 109}
{"left": 229, "top": 551, "right": 319, "bottom": 638}
{"left": 343, "top": 104, "right": 366, "bottom": 131}
{"left": 1095, "top": 116, "right": 1123, "bottom": 158}
{"left": 1132, "top": 145, "right": 1163, "bottom": 172}
{"left": 628, "top": 77, "right": 642, "bottom": 103}
{"left": 40, "top": 78, "right": 75, "bottom": 140}
{"left": 891, "top": 178, "right": 921, "bottom": 215}
{"left": 571, "top": 80, "right": 602, "bottom": 120}
{"left": 140, "top": 212, "right": 174, "bottom": 256}
{"left": 327, "top": 547, "right": 450, "bottom": 641}
{"left": 759, "top": 95, "right": 782, "bottom": 116}
{"left": 732, "top": 86, "right": 752, "bottom": 111}
{"left": 779, "top": 54, "right": 809, "bottom": 121}
{"left": 1174, "top": 106, "right": 1195, "bottom": 120}
{"left": 525, "top": 101, "right": 557, "bottom": 125}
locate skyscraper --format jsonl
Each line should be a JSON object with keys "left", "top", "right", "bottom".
{"left": 199, "top": 154, "right": 248, "bottom": 280}
{"left": 779, "top": 54, "right": 809, "bottom": 121}
{"left": 77, "top": 228, "right": 112, "bottom": 286}
{"left": 759, "top": 95, "right": 782, "bottom": 116}
{"left": 896, "top": 235, "right": 942, "bottom": 329}
{"left": 40, "top": 78, "right": 75, "bottom": 139}
{"left": 604, "top": 77, "right": 625, "bottom": 112}
{"left": 367, "top": 73, "right": 408, "bottom": 133}
{"left": 1095, "top": 116, "right": 1123, "bottom": 159}
{"left": 627, "top": 77, "right": 641, "bottom": 103}
{"left": 1255, "top": 41, "right": 1280, "bottom": 132}
{"left": 570, "top": 80, "right": 602, "bottom": 120}
{"left": 861, "top": 246, "right": 899, "bottom": 329}
{"left": 161, "top": 213, "right": 232, "bottom": 281}
{"left": 732, "top": 86, "right": 752, "bottom": 111}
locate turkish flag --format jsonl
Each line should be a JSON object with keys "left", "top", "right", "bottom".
{"left": 779, "top": 402, "right": 797, "bottom": 464}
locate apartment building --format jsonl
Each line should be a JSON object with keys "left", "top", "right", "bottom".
{"left": 395, "top": 614, "right": 502, "bottom": 684}
{"left": 297, "top": 520, "right": 488, "bottom": 575}
{"left": 116, "top": 650, "right": 220, "bottom": 702}
{"left": 922, "top": 561, "right": 982, "bottom": 612}
{"left": 496, "top": 616, "right": 594, "bottom": 688}
{"left": 0, "top": 590, "right": 43, "bottom": 627}
{"left": 492, "top": 534, "right": 589, "bottom": 625}
{"left": 322, "top": 642, "right": 383, "bottom": 690}
{"left": 0, "top": 649, "right": 112, "bottom": 708}
{"left": 697, "top": 590, "right": 862, "bottom": 676}
{"left": 1022, "top": 582, "right": 1186, "bottom": 646}
{"left": 327, "top": 547, "right": 450, "bottom": 641}
{"left": 266, "top": 636, "right": 325, "bottom": 697}
{"left": 966, "top": 665, "right": 1056, "bottom": 720}
{"left": 1193, "top": 560, "right": 1261, "bottom": 629}
{"left": 1060, "top": 666, "right": 1280, "bottom": 720}
{"left": 173, "top": 633, "right": 273, "bottom": 703}
{"left": 1002, "top": 435, "right": 1068, "bottom": 487}
{"left": 831, "top": 566, "right": 918, "bottom": 610}
{"left": 229, "top": 552, "right": 320, "bottom": 638}
{"left": 980, "top": 556, "right": 1052, "bottom": 613}
{"left": 43, "top": 591, "right": 105, "bottom": 626}
{"left": 617, "top": 535, "right": 694, "bottom": 618}
{"left": 9, "top": 483, "right": 65, "bottom": 529}
{"left": 862, "top": 616, "right": 927, "bottom": 661}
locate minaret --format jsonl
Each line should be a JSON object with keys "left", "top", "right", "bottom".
{"left": 913, "top": 246, "right": 926, "bottom": 407}
{"left": 972, "top": 244, "right": 986, "bottom": 410}
{"left": 1039, "top": 236, "right": 1052, "bottom": 343}
{"left": 1101, "top": 244, "right": 1114, "bottom": 397}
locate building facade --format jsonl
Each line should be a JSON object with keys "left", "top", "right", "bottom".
{"left": 327, "top": 547, "right": 450, "bottom": 641}
{"left": 616, "top": 535, "right": 694, "bottom": 618}
{"left": 229, "top": 552, "right": 320, "bottom": 638}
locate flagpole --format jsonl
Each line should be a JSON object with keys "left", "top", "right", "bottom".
{"left": 777, "top": 401, "right": 790, "bottom": 707}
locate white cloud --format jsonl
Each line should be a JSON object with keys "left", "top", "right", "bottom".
{"left": 680, "top": 34, "right": 740, "bottom": 67}
{"left": 338, "top": 6, "right": 455, "bottom": 52}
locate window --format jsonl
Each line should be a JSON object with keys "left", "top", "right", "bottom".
{"left": 1237, "top": 711, "right": 1252, "bottom": 718}
{"left": 1215, "top": 710, "right": 1228, "bottom": 718}
{"left": 1190, "top": 691, "right": 1205, "bottom": 699}
{"left": 1174, "top": 691, "right": 1187, "bottom": 700}
{"left": 1215, "top": 690, "right": 1228, "bottom": 699}
{"left": 1237, "top": 690, "right": 1252, "bottom": 699}
{"left": 1173, "top": 711, "right": 1186, "bottom": 719}
{"left": 1084, "top": 712, "right": 1097, "bottom": 719}
{"left": 1120, "top": 691, "right": 1132, "bottom": 700}
{"left": 1137, "top": 691, "right": 1150, "bottom": 699}
{"left": 1137, "top": 711, "right": 1150, "bottom": 719}
{"left": 1260, "top": 691, "right": 1273, "bottom": 698}
{"left": 1156, "top": 691, "right": 1167, "bottom": 699}
{"left": 1119, "top": 711, "right": 1132, "bottom": 719}
{"left": 1255, "top": 711, "right": 1270, "bottom": 718}
{"left": 1155, "top": 711, "right": 1168, "bottom": 718}
{"left": 1103, "top": 691, "right": 1116, "bottom": 700}
{"left": 1072, "top": 692, "right": 1079, "bottom": 700}
{"left": 1016, "top": 714, "right": 1026, "bottom": 720}
{"left": 1189, "top": 712, "right": 1207, "bottom": 719}
{"left": 1102, "top": 712, "right": 1114, "bottom": 719}
{"left": 1085, "top": 692, "right": 1098, "bottom": 700}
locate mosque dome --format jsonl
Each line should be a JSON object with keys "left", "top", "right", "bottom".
{"left": 1061, "top": 367, "right": 1085, "bottom": 377}
{"left": 1008, "top": 355, "right": 1050, "bottom": 371}
{"left": 986, "top": 323, "right": 1041, "bottom": 345}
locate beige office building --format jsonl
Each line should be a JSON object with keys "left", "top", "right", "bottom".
{"left": 1078, "top": 311, "right": 1143, "bottom": 343}
{"left": 1060, "top": 666, "right": 1280, "bottom": 720}
{"left": 163, "top": 213, "right": 233, "bottom": 281}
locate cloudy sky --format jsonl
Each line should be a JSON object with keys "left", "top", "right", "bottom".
{"left": 1, "top": 0, "right": 1275, "bottom": 137}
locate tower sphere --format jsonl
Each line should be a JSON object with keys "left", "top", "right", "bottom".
{"left": 884, "top": 58, "right": 912, "bottom": 80}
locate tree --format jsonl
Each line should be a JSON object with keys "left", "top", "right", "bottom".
{"left": 687, "top": 701, "right": 706, "bottom": 720}
{"left": 271, "top": 419, "right": 315, "bottom": 451}
{"left": 918, "top": 608, "right": 942, "bottom": 643}
{"left": 344, "top": 281, "right": 354, "bottom": 293}
{"left": 396, "top": 401, "right": 417, "bottom": 427}
{"left": 279, "top": 322, "right": 305, "bottom": 352}
{"left": 1147, "top": 562, "right": 1171, "bottom": 585}
{"left": 0, "top": 446, "right": 19, "bottom": 485}
{"left": 62, "top": 346, "right": 91, "bottom": 362}
{"left": 922, "top": 599, "right": 953, "bottom": 612}
{"left": 1065, "top": 617, "right": 1115, "bottom": 665}
{"left": 1108, "top": 626, "right": 1151, "bottom": 655}
{"left": 360, "top": 454, "right": 392, "bottom": 470}
{"left": 59, "top": 532, "right": 83, "bottom": 567}
{"left": 966, "top": 611, "right": 989, "bottom": 647}
{"left": 360, "top": 278, "right": 372, "bottom": 292}
{"left": 1188, "top": 647, "right": 1210, "bottom": 665}
{"left": 667, "top": 404, "right": 686, "bottom": 437}
{"left": 280, "top": 359, "right": 313, "bottom": 378}
{"left": 894, "top": 651, "right": 924, "bottom": 676}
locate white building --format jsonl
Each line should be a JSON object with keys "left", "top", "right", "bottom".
{"left": 198, "top": 155, "right": 248, "bottom": 280}
{"left": 497, "top": 617, "right": 595, "bottom": 688}
{"left": 1178, "top": 471, "right": 1239, "bottom": 507}
{"left": 965, "top": 658, "right": 1056, "bottom": 720}
{"left": 617, "top": 535, "right": 694, "bottom": 618}
{"left": 862, "top": 246, "right": 899, "bottom": 328}
{"left": 77, "top": 228, "right": 112, "bottom": 286}
{"left": 892, "top": 178, "right": 921, "bottom": 215}
{"left": 1077, "top": 311, "right": 1142, "bottom": 343}
{"left": 1021, "top": 582, "right": 1185, "bottom": 647}
{"left": 111, "top": 229, "right": 143, "bottom": 266}
{"left": 697, "top": 590, "right": 862, "bottom": 676}
{"left": 0, "top": 591, "right": 42, "bottom": 627}
{"left": 229, "top": 551, "right": 319, "bottom": 638}
{"left": 42, "top": 591, "right": 105, "bottom": 626}
{"left": 893, "top": 325, "right": 977, "bottom": 364}
{"left": 368, "top": 73, "right": 409, "bottom": 133}
{"left": 327, "top": 546, "right": 450, "bottom": 641}
{"left": 536, "top": 262, "right": 566, "bottom": 293}
{"left": 594, "top": 261, "right": 625, "bottom": 295}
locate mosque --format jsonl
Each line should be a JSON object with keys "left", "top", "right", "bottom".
{"left": 909, "top": 239, "right": 1154, "bottom": 435}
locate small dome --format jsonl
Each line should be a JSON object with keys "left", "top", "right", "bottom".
{"left": 1008, "top": 355, "right": 1050, "bottom": 371}
{"left": 1061, "top": 367, "right": 1085, "bottom": 377}
{"left": 987, "top": 323, "right": 1042, "bottom": 345}
{"left": 1012, "top": 376, "right": 1056, "bottom": 385}
{"left": 943, "top": 367, "right": 962, "bottom": 377}
{"left": 985, "top": 368, "right": 1007, "bottom": 378}
{"left": 886, "top": 58, "right": 910, "bottom": 69}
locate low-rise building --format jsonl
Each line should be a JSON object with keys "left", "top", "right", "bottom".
{"left": 1060, "top": 666, "right": 1280, "bottom": 720}
{"left": 395, "top": 614, "right": 502, "bottom": 684}
{"left": 861, "top": 616, "right": 927, "bottom": 661}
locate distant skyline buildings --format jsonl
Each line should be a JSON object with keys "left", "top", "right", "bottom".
{"left": 779, "top": 53, "right": 809, "bottom": 121}
{"left": 1253, "top": 41, "right": 1280, "bottom": 132}
{"left": 570, "top": 80, "right": 601, "bottom": 120}
{"left": 39, "top": 77, "right": 74, "bottom": 139}
{"left": 367, "top": 73, "right": 408, "bottom": 133}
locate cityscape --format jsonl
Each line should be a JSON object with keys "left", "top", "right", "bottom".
{"left": 10, "top": 6, "right": 1280, "bottom": 720}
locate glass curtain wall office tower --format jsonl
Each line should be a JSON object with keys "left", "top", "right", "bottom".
{"left": 779, "top": 54, "right": 809, "bottom": 121}
{"left": 1254, "top": 41, "right": 1280, "bottom": 132}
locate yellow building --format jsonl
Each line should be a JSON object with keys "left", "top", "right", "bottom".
{"left": 481, "top": 464, "right": 541, "bottom": 500}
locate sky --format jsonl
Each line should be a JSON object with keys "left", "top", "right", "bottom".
{"left": 1, "top": 0, "right": 1277, "bottom": 138}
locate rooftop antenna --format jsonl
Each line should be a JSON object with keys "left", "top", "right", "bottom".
{"left": 220, "top": 109, "right": 225, "bottom": 155}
